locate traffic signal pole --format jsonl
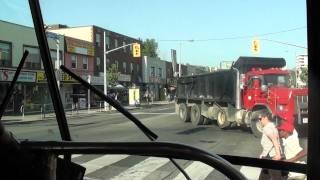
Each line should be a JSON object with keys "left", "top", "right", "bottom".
{"left": 103, "top": 31, "right": 138, "bottom": 111}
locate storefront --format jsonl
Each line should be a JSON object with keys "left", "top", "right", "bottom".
{"left": 0, "top": 69, "right": 36, "bottom": 114}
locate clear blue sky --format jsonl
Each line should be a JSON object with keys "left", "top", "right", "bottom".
{"left": 1, "top": 0, "right": 307, "bottom": 68}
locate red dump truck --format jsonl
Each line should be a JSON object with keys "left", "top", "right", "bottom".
{"left": 175, "top": 57, "right": 308, "bottom": 137}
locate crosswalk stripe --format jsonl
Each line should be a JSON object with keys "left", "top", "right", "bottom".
{"left": 110, "top": 157, "right": 170, "bottom": 180}
{"left": 81, "top": 155, "right": 129, "bottom": 175}
{"left": 240, "top": 166, "right": 262, "bottom": 180}
{"left": 173, "top": 161, "right": 214, "bottom": 180}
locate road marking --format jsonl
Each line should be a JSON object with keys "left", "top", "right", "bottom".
{"left": 58, "top": 154, "right": 82, "bottom": 159}
{"left": 110, "top": 157, "right": 169, "bottom": 180}
{"left": 81, "top": 155, "right": 129, "bottom": 175}
{"left": 173, "top": 161, "right": 214, "bottom": 180}
{"left": 240, "top": 166, "right": 262, "bottom": 180}
{"left": 131, "top": 112, "right": 175, "bottom": 115}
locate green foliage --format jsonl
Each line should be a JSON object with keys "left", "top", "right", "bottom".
{"left": 300, "top": 68, "right": 308, "bottom": 85}
{"left": 107, "top": 64, "right": 119, "bottom": 87}
{"left": 142, "top": 39, "right": 158, "bottom": 58}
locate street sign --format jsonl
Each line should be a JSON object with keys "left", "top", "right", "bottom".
{"left": 251, "top": 38, "right": 260, "bottom": 54}
{"left": 132, "top": 43, "right": 141, "bottom": 57}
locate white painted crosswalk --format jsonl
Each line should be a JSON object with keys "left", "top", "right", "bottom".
{"left": 81, "top": 155, "right": 129, "bottom": 175}
{"left": 110, "top": 157, "right": 169, "bottom": 180}
{"left": 67, "top": 154, "right": 265, "bottom": 180}
{"left": 240, "top": 166, "right": 262, "bottom": 180}
{"left": 173, "top": 161, "right": 213, "bottom": 180}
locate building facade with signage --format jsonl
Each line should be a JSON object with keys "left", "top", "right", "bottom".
{"left": 0, "top": 20, "right": 64, "bottom": 113}
{"left": 49, "top": 25, "right": 142, "bottom": 88}
{"left": 142, "top": 56, "right": 167, "bottom": 101}
{"left": 63, "top": 36, "right": 95, "bottom": 107}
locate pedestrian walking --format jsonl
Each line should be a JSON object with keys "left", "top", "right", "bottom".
{"left": 277, "top": 122, "right": 307, "bottom": 180}
{"left": 258, "top": 111, "right": 284, "bottom": 180}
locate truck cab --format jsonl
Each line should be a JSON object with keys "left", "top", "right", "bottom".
{"left": 240, "top": 65, "right": 308, "bottom": 137}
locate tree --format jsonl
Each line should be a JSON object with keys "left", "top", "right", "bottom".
{"left": 142, "top": 39, "right": 158, "bottom": 58}
{"left": 107, "top": 64, "right": 119, "bottom": 87}
{"left": 300, "top": 68, "right": 308, "bottom": 85}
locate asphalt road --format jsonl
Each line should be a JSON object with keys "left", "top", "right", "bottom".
{"left": 4, "top": 104, "right": 307, "bottom": 180}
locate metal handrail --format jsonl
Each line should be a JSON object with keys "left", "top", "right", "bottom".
{"left": 20, "top": 140, "right": 247, "bottom": 180}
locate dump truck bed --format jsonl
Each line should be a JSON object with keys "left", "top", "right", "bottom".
{"left": 176, "top": 69, "right": 238, "bottom": 105}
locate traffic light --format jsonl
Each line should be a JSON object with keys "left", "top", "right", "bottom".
{"left": 251, "top": 39, "right": 260, "bottom": 54}
{"left": 132, "top": 43, "right": 141, "bottom": 57}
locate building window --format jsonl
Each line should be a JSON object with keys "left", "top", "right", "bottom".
{"left": 115, "top": 60, "right": 118, "bottom": 69}
{"left": 83, "top": 57, "right": 88, "bottom": 69}
{"left": 71, "top": 55, "right": 77, "bottom": 69}
{"left": 123, "top": 41, "right": 126, "bottom": 52}
{"left": 151, "top": 67, "right": 155, "bottom": 77}
{"left": 0, "top": 41, "right": 11, "bottom": 67}
{"left": 105, "top": 35, "right": 110, "bottom": 49}
{"left": 96, "top": 57, "right": 101, "bottom": 71}
{"left": 23, "top": 46, "right": 41, "bottom": 69}
{"left": 130, "top": 63, "right": 133, "bottom": 73}
{"left": 158, "top": 68, "right": 162, "bottom": 78}
{"left": 106, "top": 58, "right": 110, "bottom": 65}
{"left": 115, "top": 39, "right": 118, "bottom": 48}
{"left": 123, "top": 62, "right": 127, "bottom": 73}
{"left": 96, "top": 33, "right": 101, "bottom": 47}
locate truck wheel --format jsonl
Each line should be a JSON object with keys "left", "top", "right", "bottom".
{"left": 217, "top": 110, "right": 230, "bottom": 129}
{"left": 250, "top": 111, "right": 263, "bottom": 138}
{"left": 179, "top": 103, "right": 190, "bottom": 122}
{"left": 191, "top": 104, "right": 204, "bottom": 126}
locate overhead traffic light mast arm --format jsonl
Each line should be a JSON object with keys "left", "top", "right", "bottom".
{"left": 105, "top": 43, "right": 135, "bottom": 54}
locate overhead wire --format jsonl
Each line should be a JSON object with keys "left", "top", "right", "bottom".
{"left": 159, "top": 26, "right": 306, "bottom": 42}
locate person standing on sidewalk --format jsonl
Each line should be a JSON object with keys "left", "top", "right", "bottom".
{"left": 277, "top": 122, "right": 307, "bottom": 180}
{"left": 258, "top": 111, "right": 284, "bottom": 180}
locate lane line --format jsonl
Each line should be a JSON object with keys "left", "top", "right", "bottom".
{"left": 110, "top": 157, "right": 169, "bottom": 180}
{"left": 240, "top": 166, "right": 262, "bottom": 180}
{"left": 81, "top": 155, "right": 129, "bottom": 175}
{"left": 173, "top": 161, "right": 214, "bottom": 180}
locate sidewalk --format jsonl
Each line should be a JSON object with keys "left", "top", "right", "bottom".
{"left": 1, "top": 101, "right": 174, "bottom": 124}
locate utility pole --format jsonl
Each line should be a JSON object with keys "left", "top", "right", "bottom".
{"left": 103, "top": 31, "right": 108, "bottom": 111}
{"left": 88, "top": 75, "right": 91, "bottom": 111}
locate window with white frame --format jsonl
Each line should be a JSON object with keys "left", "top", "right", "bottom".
{"left": 83, "top": 56, "right": 88, "bottom": 70}
{"left": 115, "top": 39, "right": 118, "bottom": 48}
{"left": 158, "top": 68, "right": 162, "bottom": 78}
{"left": 96, "top": 33, "right": 101, "bottom": 47}
{"left": 151, "top": 66, "right": 155, "bottom": 77}
{"left": 96, "top": 57, "right": 101, "bottom": 71}
{"left": 123, "top": 41, "right": 126, "bottom": 52}
{"left": 105, "top": 35, "right": 110, "bottom": 49}
{"left": 71, "top": 55, "right": 77, "bottom": 68}
{"left": 0, "top": 41, "right": 11, "bottom": 67}
{"left": 115, "top": 60, "right": 118, "bottom": 69}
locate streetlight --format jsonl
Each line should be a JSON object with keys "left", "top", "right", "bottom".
{"left": 45, "top": 26, "right": 61, "bottom": 92}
